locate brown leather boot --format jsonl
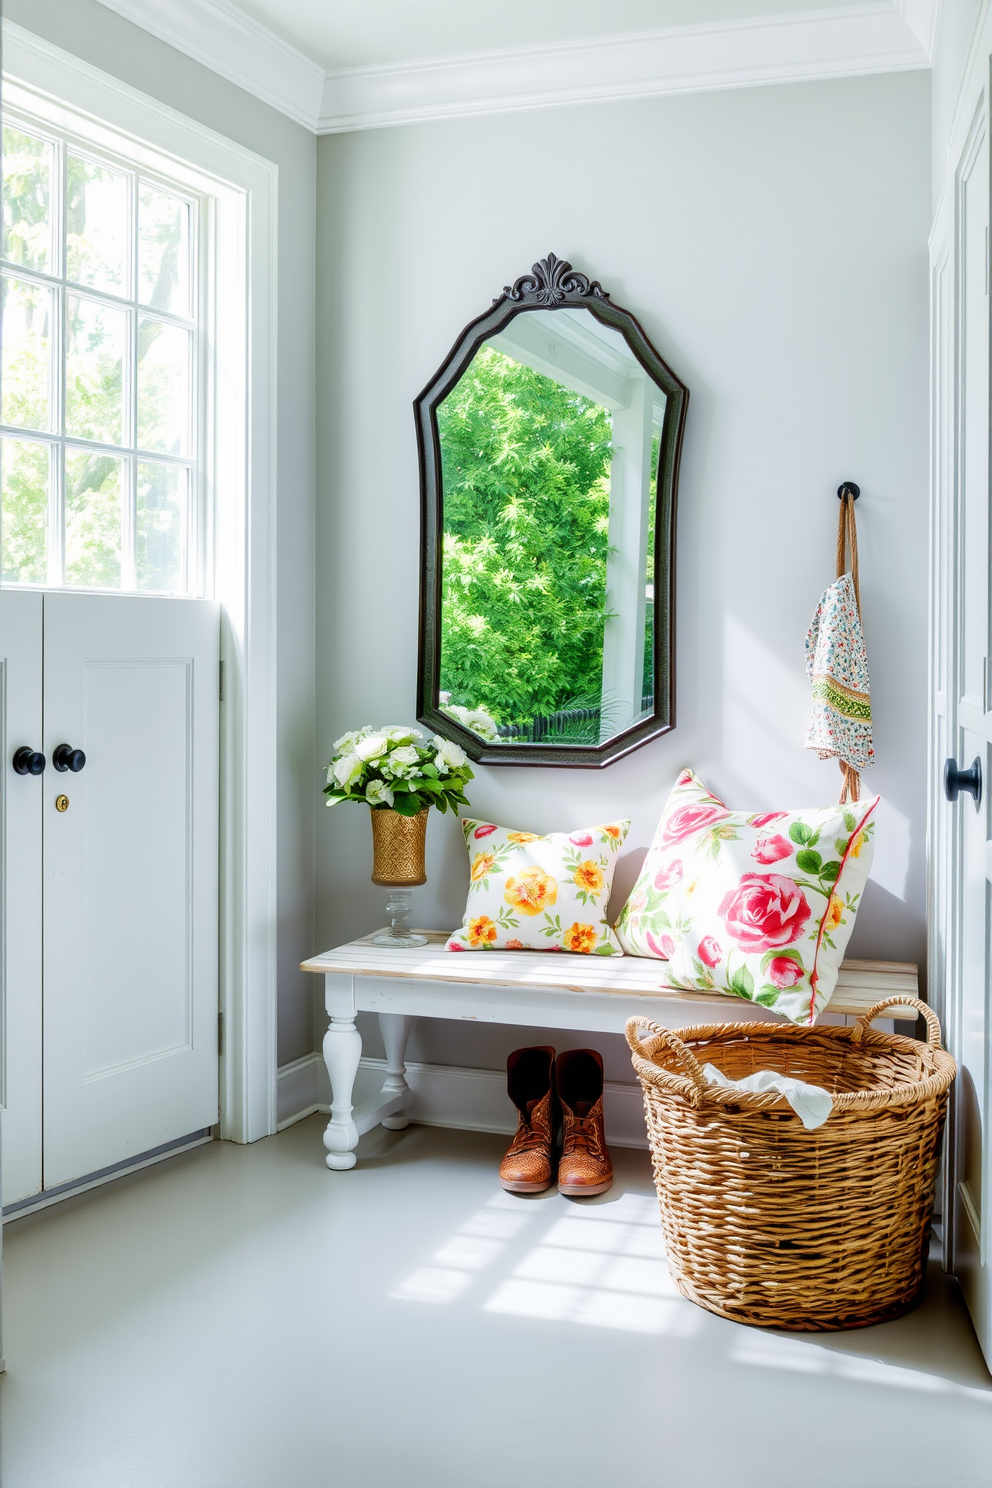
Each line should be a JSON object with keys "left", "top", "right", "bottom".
{"left": 556, "top": 1048, "right": 613, "bottom": 1197}
{"left": 499, "top": 1046, "right": 556, "bottom": 1194}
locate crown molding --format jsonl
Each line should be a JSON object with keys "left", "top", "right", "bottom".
{"left": 317, "top": 4, "right": 931, "bottom": 132}
{"left": 896, "top": 0, "right": 941, "bottom": 59}
{"left": 94, "top": 0, "right": 325, "bottom": 130}
{"left": 91, "top": 1, "right": 933, "bottom": 135}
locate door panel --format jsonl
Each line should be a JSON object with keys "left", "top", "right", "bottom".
{"left": 42, "top": 594, "right": 219, "bottom": 1186}
{"left": 940, "top": 92, "right": 992, "bottom": 1366}
{"left": 0, "top": 592, "right": 44, "bottom": 1206}
{"left": 80, "top": 660, "right": 193, "bottom": 1077}
{"left": 960, "top": 125, "right": 991, "bottom": 715}
{"left": 954, "top": 724, "right": 991, "bottom": 1345}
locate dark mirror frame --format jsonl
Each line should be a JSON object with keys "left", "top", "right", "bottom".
{"left": 415, "top": 254, "right": 689, "bottom": 769}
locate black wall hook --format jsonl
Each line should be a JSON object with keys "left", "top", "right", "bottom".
{"left": 837, "top": 481, "right": 860, "bottom": 501}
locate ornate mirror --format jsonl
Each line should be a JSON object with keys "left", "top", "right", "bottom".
{"left": 416, "top": 254, "right": 688, "bottom": 767}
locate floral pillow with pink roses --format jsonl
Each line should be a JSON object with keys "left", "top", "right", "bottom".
{"left": 613, "top": 770, "right": 878, "bottom": 1023}
{"left": 446, "top": 818, "right": 630, "bottom": 955}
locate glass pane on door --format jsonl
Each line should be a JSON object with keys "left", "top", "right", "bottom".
{"left": 65, "top": 295, "right": 128, "bottom": 447}
{"left": 66, "top": 153, "right": 130, "bottom": 296}
{"left": 1, "top": 273, "right": 55, "bottom": 433}
{"left": 2, "top": 125, "right": 56, "bottom": 274}
{"left": 138, "top": 186, "right": 190, "bottom": 317}
{"left": 137, "top": 461, "right": 186, "bottom": 592}
{"left": 137, "top": 318, "right": 190, "bottom": 455}
{"left": 65, "top": 448, "right": 124, "bottom": 589}
{"left": 0, "top": 436, "right": 50, "bottom": 585}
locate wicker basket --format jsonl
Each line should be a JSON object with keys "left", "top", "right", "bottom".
{"left": 626, "top": 998, "right": 956, "bottom": 1331}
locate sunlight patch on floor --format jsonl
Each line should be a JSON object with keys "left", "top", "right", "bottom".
{"left": 482, "top": 1194, "right": 698, "bottom": 1335}
{"left": 731, "top": 1330, "right": 992, "bottom": 1401}
{"left": 393, "top": 1190, "right": 700, "bottom": 1335}
{"left": 390, "top": 1191, "right": 535, "bottom": 1304}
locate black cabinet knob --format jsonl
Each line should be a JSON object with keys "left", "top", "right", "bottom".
{"left": 12, "top": 748, "right": 46, "bottom": 776}
{"left": 52, "top": 743, "right": 86, "bottom": 773}
{"left": 944, "top": 756, "right": 982, "bottom": 805}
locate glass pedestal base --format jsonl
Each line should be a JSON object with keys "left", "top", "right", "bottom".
{"left": 372, "top": 888, "right": 427, "bottom": 948}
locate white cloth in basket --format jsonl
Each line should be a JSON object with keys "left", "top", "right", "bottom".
{"left": 702, "top": 1063, "right": 833, "bottom": 1131}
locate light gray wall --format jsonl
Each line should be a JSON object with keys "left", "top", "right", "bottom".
{"left": 932, "top": 0, "right": 983, "bottom": 210}
{"left": 316, "top": 72, "right": 932, "bottom": 1079}
{"left": 7, "top": 0, "right": 318, "bottom": 1064}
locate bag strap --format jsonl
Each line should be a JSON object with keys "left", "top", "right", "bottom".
{"left": 835, "top": 488, "right": 862, "bottom": 805}
{"left": 836, "top": 489, "right": 861, "bottom": 614}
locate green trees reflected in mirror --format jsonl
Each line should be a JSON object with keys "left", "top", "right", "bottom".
{"left": 438, "top": 343, "right": 617, "bottom": 743}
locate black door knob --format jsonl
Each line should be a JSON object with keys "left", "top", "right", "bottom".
{"left": 12, "top": 747, "right": 46, "bottom": 776}
{"left": 52, "top": 743, "right": 86, "bottom": 773}
{"left": 944, "top": 756, "right": 982, "bottom": 805}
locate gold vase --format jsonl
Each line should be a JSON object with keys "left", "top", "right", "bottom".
{"left": 370, "top": 807, "right": 429, "bottom": 948}
{"left": 370, "top": 807, "right": 428, "bottom": 886}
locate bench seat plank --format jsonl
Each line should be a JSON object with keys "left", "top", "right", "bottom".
{"left": 302, "top": 931, "right": 918, "bottom": 1022}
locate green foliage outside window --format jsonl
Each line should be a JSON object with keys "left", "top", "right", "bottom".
{"left": 1, "top": 120, "right": 191, "bottom": 591}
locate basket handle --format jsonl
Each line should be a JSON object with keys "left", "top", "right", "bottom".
{"left": 625, "top": 1017, "right": 709, "bottom": 1104}
{"left": 850, "top": 996, "right": 942, "bottom": 1049}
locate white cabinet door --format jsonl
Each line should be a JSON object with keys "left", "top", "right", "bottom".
{"left": 0, "top": 592, "right": 44, "bottom": 1206}
{"left": 41, "top": 594, "right": 220, "bottom": 1186}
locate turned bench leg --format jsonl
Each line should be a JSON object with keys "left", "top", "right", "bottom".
{"left": 322, "top": 972, "right": 361, "bottom": 1170}
{"left": 322, "top": 1012, "right": 362, "bottom": 1169}
{"left": 320, "top": 976, "right": 414, "bottom": 1169}
{"left": 379, "top": 1013, "right": 412, "bottom": 1130}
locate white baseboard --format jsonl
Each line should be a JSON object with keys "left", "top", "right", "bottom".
{"left": 1, "top": 1132, "right": 214, "bottom": 1222}
{"left": 277, "top": 1051, "right": 649, "bottom": 1149}
{"left": 275, "top": 1051, "right": 327, "bottom": 1129}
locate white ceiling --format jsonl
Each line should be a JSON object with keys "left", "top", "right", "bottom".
{"left": 227, "top": 0, "right": 869, "bottom": 73}
{"left": 88, "top": 0, "right": 940, "bottom": 134}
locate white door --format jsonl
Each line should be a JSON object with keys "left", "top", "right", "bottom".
{"left": 42, "top": 594, "right": 220, "bottom": 1187}
{"left": 1, "top": 592, "right": 219, "bottom": 1202}
{"left": 949, "top": 111, "right": 992, "bottom": 1361}
{"left": 932, "top": 63, "right": 992, "bottom": 1369}
{"left": 0, "top": 591, "right": 44, "bottom": 1204}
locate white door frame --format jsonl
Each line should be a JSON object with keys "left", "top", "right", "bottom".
{"left": 3, "top": 23, "right": 279, "bottom": 1144}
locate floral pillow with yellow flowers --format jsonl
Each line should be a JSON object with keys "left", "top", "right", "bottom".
{"left": 446, "top": 818, "right": 630, "bottom": 956}
{"left": 613, "top": 770, "right": 878, "bottom": 1023}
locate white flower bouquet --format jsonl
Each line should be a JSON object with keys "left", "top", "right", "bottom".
{"left": 324, "top": 724, "right": 474, "bottom": 817}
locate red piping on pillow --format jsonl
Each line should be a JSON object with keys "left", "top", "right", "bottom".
{"left": 806, "top": 797, "right": 879, "bottom": 1025}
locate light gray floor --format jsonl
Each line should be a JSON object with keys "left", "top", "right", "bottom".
{"left": 1, "top": 1117, "right": 991, "bottom": 1488}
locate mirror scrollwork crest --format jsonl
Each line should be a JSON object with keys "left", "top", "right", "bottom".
{"left": 415, "top": 254, "right": 688, "bottom": 768}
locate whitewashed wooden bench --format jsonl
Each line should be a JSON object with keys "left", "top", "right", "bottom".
{"left": 301, "top": 931, "right": 920, "bottom": 1169}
